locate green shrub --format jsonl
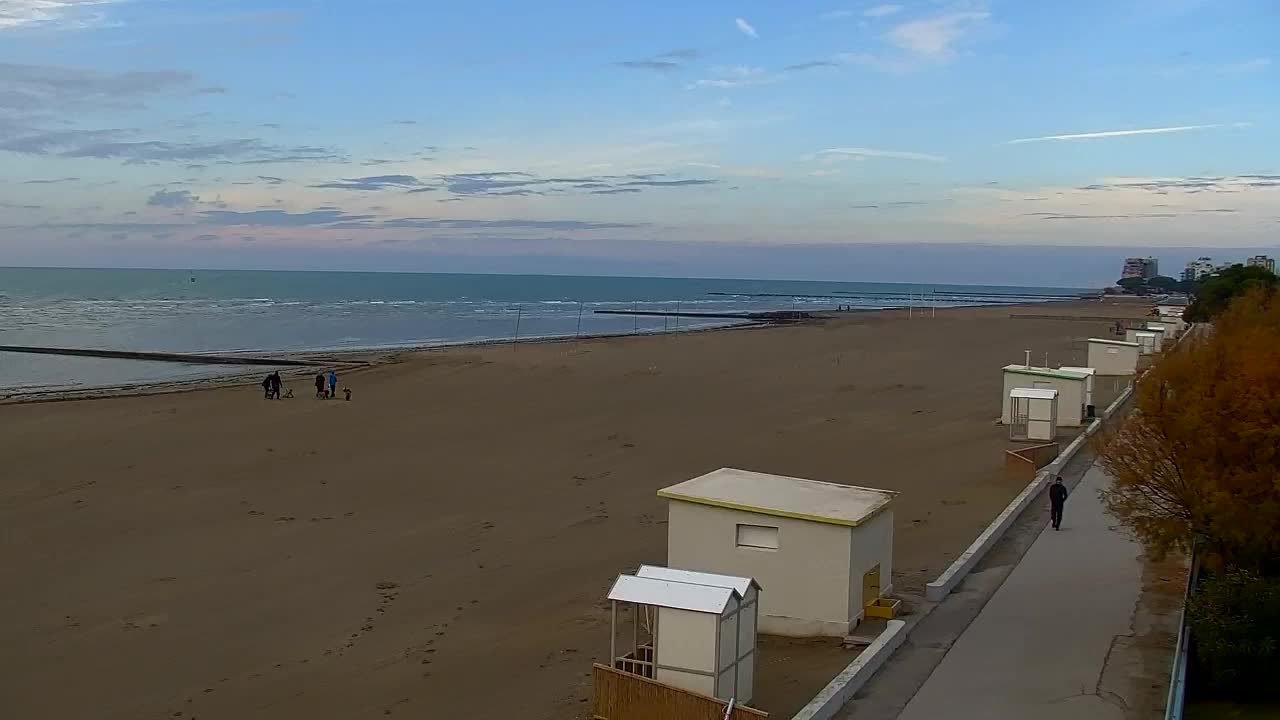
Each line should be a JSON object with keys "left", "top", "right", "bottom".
{"left": 1188, "top": 570, "right": 1280, "bottom": 699}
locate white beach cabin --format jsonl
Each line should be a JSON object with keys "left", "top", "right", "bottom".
{"left": 1147, "top": 320, "right": 1179, "bottom": 340}
{"left": 1126, "top": 329, "right": 1159, "bottom": 355}
{"left": 606, "top": 571, "right": 758, "bottom": 703}
{"left": 1087, "top": 338, "right": 1141, "bottom": 375}
{"left": 659, "top": 468, "right": 896, "bottom": 638}
{"left": 635, "top": 565, "right": 759, "bottom": 703}
{"left": 1058, "top": 366, "right": 1097, "bottom": 415}
{"left": 1147, "top": 326, "right": 1167, "bottom": 351}
{"left": 1008, "top": 387, "right": 1058, "bottom": 441}
{"left": 1001, "top": 365, "right": 1090, "bottom": 427}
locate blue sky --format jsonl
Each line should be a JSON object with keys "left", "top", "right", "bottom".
{"left": 1, "top": 0, "right": 1277, "bottom": 284}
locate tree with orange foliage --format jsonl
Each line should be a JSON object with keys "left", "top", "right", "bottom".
{"left": 1095, "top": 289, "right": 1280, "bottom": 574}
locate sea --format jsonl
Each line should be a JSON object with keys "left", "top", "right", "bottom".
{"left": 0, "top": 267, "right": 1088, "bottom": 396}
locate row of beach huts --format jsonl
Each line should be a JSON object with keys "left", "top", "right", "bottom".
{"left": 588, "top": 304, "right": 1183, "bottom": 718}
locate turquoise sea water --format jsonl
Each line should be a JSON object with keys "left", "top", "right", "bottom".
{"left": 0, "top": 267, "right": 1088, "bottom": 394}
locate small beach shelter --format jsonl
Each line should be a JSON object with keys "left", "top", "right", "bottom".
{"left": 606, "top": 572, "right": 757, "bottom": 703}
{"left": 1008, "top": 387, "right": 1058, "bottom": 442}
{"left": 1088, "top": 338, "right": 1140, "bottom": 375}
{"left": 1001, "top": 365, "right": 1090, "bottom": 427}
{"left": 660, "top": 468, "right": 896, "bottom": 637}
{"left": 1125, "top": 329, "right": 1159, "bottom": 355}
{"left": 1147, "top": 320, "right": 1179, "bottom": 340}
{"left": 635, "top": 565, "right": 759, "bottom": 703}
{"left": 1058, "top": 366, "right": 1097, "bottom": 414}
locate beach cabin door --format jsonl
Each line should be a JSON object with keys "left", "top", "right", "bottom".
{"left": 862, "top": 565, "right": 881, "bottom": 609}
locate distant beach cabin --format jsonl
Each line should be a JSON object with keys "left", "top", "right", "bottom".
{"left": 1001, "top": 365, "right": 1090, "bottom": 427}
{"left": 1146, "top": 326, "right": 1167, "bottom": 351}
{"left": 1147, "top": 320, "right": 1179, "bottom": 340}
{"left": 606, "top": 570, "right": 758, "bottom": 703}
{"left": 1008, "top": 387, "right": 1058, "bottom": 441}
{"left": 1058, "top": 366, "right": 1097, "bottom": 412}
{"left": 659, "top": 468, "right": 896, "bottom": 637}
{"left": 1087, "top": 338, "right": 1140, "bottom": 376}
{"left": 1125, "top": 329, "right": 1159, "bottom": 355}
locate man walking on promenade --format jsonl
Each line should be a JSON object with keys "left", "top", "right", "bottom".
{"left": 1049, "top": 476, "right": 1069, "bottom": 530}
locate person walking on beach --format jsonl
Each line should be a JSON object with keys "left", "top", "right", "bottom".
{"left": 314, "top": 373, "right": 326, "bottom": 399}
{"left": 262, "top": 373, "right": 273, "bottom": 400}
{"left": 328, "top": 370, "right": 337, "bottom": 399}
{"left": 1049, "top": 476, "right": 1069, "bottom": 530}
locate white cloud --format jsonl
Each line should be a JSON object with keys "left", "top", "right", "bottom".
{"left": 887, "top": 9, "right": 989, "bottom": 58}
{"left": 940, "top": 174, "right": 1280, "bottom": 243}
{"left": 686, "top": 66, "right": 775, "bottom": 90}
{"left": 735, "top": 17, "right": 758, "bottom": 38}
{"left": 0, "top": 0, "right": 120, "bottom": 31}
{"left": 1224, "top": 57, "right": 1271, "bottom": 72}
{"left": 1005, "top": 123, "right": 1249, "bottom": 144}
{"left": 816, "top": 147, "right": 948, "bottom": 162}
{"left": 864, "top": 4, "right": 903, "bottom": 18}
{"left": 821, "top": 10, "right": 855, "bottom": 20}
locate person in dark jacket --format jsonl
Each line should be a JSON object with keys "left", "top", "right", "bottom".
{"left": 262, "top": 373, "right": 273, "bottom": 399}
{"left": 315, "top": 373, "right": 326, "bottom": 398}
{"left": 269, "top": 371, "right": 282, "bottom": 400}
{"left": 1049, "top": 476, "right": 1069, "bottom": 530}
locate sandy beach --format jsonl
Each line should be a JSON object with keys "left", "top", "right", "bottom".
{"left": 0, "top": 300, "right": 1148, "bottom": 720}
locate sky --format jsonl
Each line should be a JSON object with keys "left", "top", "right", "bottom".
{"left": 0, "top": 0, "right": 1278, "bottom": 285}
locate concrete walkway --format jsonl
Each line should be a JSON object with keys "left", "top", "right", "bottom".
{"left": 897, "top": 463, "right": 1143, "bottom": 720}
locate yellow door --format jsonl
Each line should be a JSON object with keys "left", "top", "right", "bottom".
{"left": 862, "top": 564, "right": 881, "bottom": 608}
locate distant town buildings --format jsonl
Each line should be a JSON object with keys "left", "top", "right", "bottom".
{"left": 1247, "top": 255, "right": 1276, "bottom": 273}
{"left": 1183, "top": 257, "right": 1218, "bottom": 282}
{"left": 1120, "top": 254, "right": 1275, "bottom": 289}
{"left": 1122, "top": 257, "right": 1159, "bottom": 280}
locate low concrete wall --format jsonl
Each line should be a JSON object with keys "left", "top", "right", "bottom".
{"left": 789, "top": 619, "right": 907, "bottom": 720}
{"left": 926, "top": 383, "right": 1133, "bottom": 602}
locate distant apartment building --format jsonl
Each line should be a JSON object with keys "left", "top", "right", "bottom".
{"left": 1247, "top": 255, "right": 1276, "bottom": 273}
{"left": 1183, "top": 257, "right": 1217, "bottom": 282}
{"left": 1122, "top": 256, "right": 1159, "bottom": 280}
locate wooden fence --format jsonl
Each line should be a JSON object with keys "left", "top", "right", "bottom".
{"left": 592, "top": 664, "right": 767, "bottom": 720}
{"left": 1004, "top": 442, "right": 1060, "bottom": 482}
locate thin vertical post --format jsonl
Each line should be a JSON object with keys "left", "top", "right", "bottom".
{"left": 675, "top": 300, "right": 681, "bottom": 331}
{"left": 512, "top": 305, "right": 522, "bottom": 348}
{"left": 633, "top": 301, "right": 638, "bottom": 334}
{"left": 575, "top": 301, "right": 584, "bottom": 341}
{"left": 610, "top": 601, "right": 617, "bottom": 669}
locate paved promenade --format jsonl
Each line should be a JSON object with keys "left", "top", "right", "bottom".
{"left": 897, "top": 463, "right": 1144, "bottom": 720}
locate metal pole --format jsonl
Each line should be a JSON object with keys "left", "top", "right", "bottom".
{"left": 575, "top": 301, "right": 584, "bottom": 341}
{"left": 512, "top": 305, "right": 522, "bottom": 348}
{"left": 633, "top": 301, "right": 638, "bottom": 334}
{"left": 675, "top": 301, "right": 681, "bottom": 331}
{"left": 610, "top": 601, "right": 617, "bottom": 669}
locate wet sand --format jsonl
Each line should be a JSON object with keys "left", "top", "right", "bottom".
{"left": 0, "top": 300, "right": 1149, "bottom": 720}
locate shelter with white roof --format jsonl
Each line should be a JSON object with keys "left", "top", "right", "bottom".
{"left": 1126, "top": 329, "right": 1159, "bottom": 355}
{"left": 1002, "top": 365, "right": 1090, "bottom": 427}
{"left": 659, "top": 468, "right": 896, "bottom": 637}
{"left": 1008, "top": 387, "right": 1058, "bottom": 441}
{"left": 1058, "top": 366, "right": 1097, "bottom": 414}
{"left": 1087, "top": 338, "right": 1141, "bottom": 375}
{"left": 606, "top": 567, "right": 759, "bottom": 703}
